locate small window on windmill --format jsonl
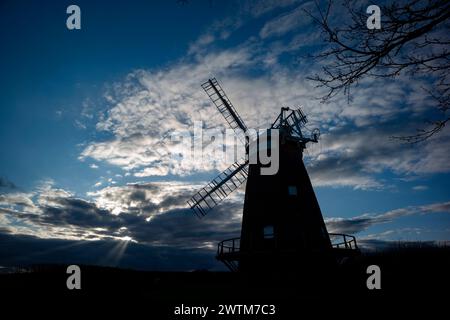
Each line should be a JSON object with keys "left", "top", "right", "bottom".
{"left": 263, "top": 225, "right": 274, "bottom": 239}
{"left": 288, "top": 185, "right": 297, "bottom": 196}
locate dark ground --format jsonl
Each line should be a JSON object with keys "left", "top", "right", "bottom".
{"left": 1, "top": 244, "right": 449, "bottom": 317}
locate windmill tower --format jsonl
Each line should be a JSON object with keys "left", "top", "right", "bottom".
{"left": 187, "top": 78, "right": 358, "bottom": 272}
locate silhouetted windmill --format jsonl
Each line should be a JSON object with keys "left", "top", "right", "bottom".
{"left": 188, "top": 78, "right": 358, "bottom": 272}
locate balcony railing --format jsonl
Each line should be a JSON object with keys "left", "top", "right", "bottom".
{"left": 217, "top": 233, "right": 359, "bottom": 257}
{"left": 217, "top": 237, "right": 240, "bottom": 256}
{"left": 329, "top": 233, "right": 358, "bottom": 250}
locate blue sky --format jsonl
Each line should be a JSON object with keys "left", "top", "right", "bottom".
{"left": 0, "top": 0, "right": 449, "bottom": 270}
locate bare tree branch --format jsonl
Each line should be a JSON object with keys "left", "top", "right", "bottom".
{"left": 306, "top": 0, "right": 450, "bottom": 141}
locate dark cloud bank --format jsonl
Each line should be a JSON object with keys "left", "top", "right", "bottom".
{"left": 0, "top": 181, "right": 242, "bottom": 271}
{"left": 0, "top": 231, "right": 226, "bottom": 271}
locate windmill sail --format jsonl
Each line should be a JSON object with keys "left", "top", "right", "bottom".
{"left": 187, "top": 158, "right": 249, "bottom": 217}
{"left": 201, "top": 78, "right": 248, "bottom": 143}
